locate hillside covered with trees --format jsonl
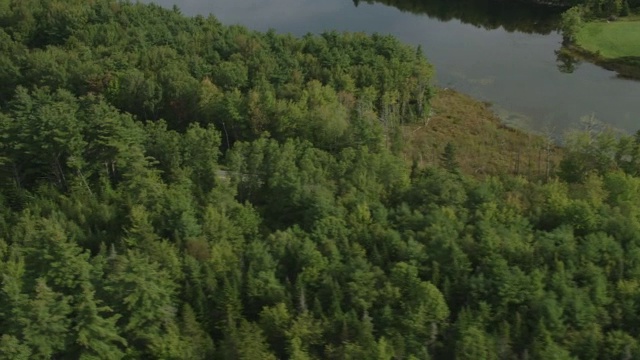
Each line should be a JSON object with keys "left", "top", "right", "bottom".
{"left": 2, "top": 1, "right": 640, "bottom": 359}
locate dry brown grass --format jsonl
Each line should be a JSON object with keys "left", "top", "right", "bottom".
{"left": 402, "top": 89, "right": 563, "bottom": 179}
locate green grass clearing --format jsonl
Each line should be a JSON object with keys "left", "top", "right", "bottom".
{"left": 575, "top": 20, "right": 640, "bottom": 59}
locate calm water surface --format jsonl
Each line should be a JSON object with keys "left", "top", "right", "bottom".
{"left": 146, "top": 0, "right": 640, "bottom": 134}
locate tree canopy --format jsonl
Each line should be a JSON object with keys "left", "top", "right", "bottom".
{"left": 1, "top": 1, "right": 640, "bottom": 359}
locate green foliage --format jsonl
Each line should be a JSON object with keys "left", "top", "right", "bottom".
{"left": 1, "top": 1, "right": 640, "bottom": 359}
{"left": 440, "top": 142, "right": 459, "bottom": 173}
{"left": 455, "top": 325, "right": 498, "bottom": 360}
{"left": 71, "top": 285, "right": 126, "bottom": 360}
{"left": 560, "top": 6, "right": 584, "bottom": 42}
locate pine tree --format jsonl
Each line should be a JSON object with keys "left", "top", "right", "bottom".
{"left": 71, "top": 284, "right": 126, "bottom": 360}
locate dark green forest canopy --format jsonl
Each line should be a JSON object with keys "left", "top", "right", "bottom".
{"left": 0, "top": 0, "right": 433, "bottom": 146}
{"left": 3, "top": 1, "right": 640, "bottom": 359}
{"left": 568, "top": 0, "right": 640, "bottom": 17}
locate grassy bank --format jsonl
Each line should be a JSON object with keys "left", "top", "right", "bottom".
{"left": 568, "top": 17, "right": 640, "bottom": 79}
{"left": 575, "top": 18, "right": 640, "bottom": 58}
{"left": 402, "top": 89, "right": 562, "bottom": 178}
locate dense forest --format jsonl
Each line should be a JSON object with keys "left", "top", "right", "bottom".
{"left": 2, "top": 1, "right": 640, "bottom": 359}
{"left": 573, "top": 0, "right": 639, "bottom": 17}
{"left": 560, "top": 0, "right": 640, "bottom": 21}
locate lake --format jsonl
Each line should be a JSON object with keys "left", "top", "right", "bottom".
{"left": 144, "top": 0, "right": 640, "bottom": 135}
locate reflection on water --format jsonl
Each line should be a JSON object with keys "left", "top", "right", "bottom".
{"left": 145, "top": 0, "right": 640, "bottom": 133}
{"left": 555, "top": 48, "right": 581, "bottom": 74}
{"left": 358, "top": 0, "right": 562, "bottom": 34}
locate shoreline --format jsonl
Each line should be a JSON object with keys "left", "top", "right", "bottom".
{"left": 566, "top": 18, "right": 640, "bottom": 80}
{"left": 560, "top": 43, "right": 640, "bottom": 80}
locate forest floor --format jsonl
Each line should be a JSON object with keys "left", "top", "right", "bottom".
{"left": 402, "top": 89, "right": 563, "bottom": 178}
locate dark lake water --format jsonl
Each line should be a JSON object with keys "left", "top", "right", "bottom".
{"left": 145, "top": 0, "right": 640, "bottom": 135}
